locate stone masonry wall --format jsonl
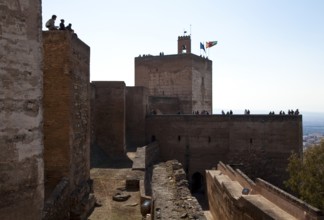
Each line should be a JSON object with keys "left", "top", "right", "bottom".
{"left": 148, "top": 96, "right": 181, "bottom": 114}
{"left": 136, "top": 55, "right": 208, "bottom": 114}
{"left": 125, "top": 86, "right": 148, "bottom": 150}
{"left": 135, "top": 54, "right": 212, "bottom": 114}
{"left": 146, "top": 115, "right": 302, "bottom": 188}
{"left": 191, "top": 56, "right": 212, "bottom": 114}
{"left": 43, "top": 31, "right": 90, "bottom": 195}
{"left": 43, "top": 31, "right": 72, "bottom": 197}
{"left": 151, "top": 160, "right": 206, "bottom": 220}
{"left": 43, "top": 31, "right": 93, "bottom": 218}
{"left": 0, "top": 1, "right": 44, "bottom": 219}
{"left": 91, "top": 81, "right": 126, "bottom": 156}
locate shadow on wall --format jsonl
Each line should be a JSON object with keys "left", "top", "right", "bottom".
{"left": 90, "top": 144, "right": 133, "bottom": 169}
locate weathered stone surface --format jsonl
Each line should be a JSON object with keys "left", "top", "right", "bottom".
{"left": 91, "top": 81, "right": 126, "bottom": 156}
{"left": 126, "top": 86, "right": 149, "bottom": 150}
{"left": 152, "top": 160, "right": 206, "bottom": 220}
{"left": 43, "top": 31, "right": 92, "bottom": 219}
{"left": 206, "top": 163, "right": 324, "bottom": 220}
{"left": 0, "top": 0, "right": 44, "bottom": 219}
{"left": 135, "top": 53, "right": 212, "bottom": 114}
{"left": 146, "top": 115, "right": 302, "bottom": 188}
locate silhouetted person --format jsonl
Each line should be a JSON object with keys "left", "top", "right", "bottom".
{"left": 45, "top": 15, "right": 57, "bottom": 30}
{"left": 295, "top": 109, "right": 299, "bottom": 115}
{"left": 59, "top": 19, "right": 65, "bottom": 30}
{"left": 66, "top": 23, "right": 74, "bottom": 32}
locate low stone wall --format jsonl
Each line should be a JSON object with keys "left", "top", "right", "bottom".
{"left": 151, "top": 160, "right": 206, "bottom": 220}
{"left": 132, "top": 142, "right": 160, "bottom": 171}
{"left": 206, "top": 162, "right": 324, "bottom": 220}
{"left": 146, "top": 114, "right": 303, "bottom": 188}
{"left": 70, "top": 180, "right": 96, "bottom": 220}
{"left": 43, "top": 178, "right": 96, "bottom": 220}
{"left": 254, "top": 178, "right": 324, "bottom": 219}
{"left": 43, "top": 178, "right": 70, "bottom": 220}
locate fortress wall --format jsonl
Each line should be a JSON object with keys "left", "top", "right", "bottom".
{"left": 0, "top": 1, "right": 44, "bottom": 219}
{"left": 43, "top": 31, "right": 90, "bottom": 194}
{"left": 43, "top": 31, "right": 93, "bottom": 218}
{"left": 148, "top": 96, "right": 181, "bottom": 114}
{"left": 135, "top": 55, "right": 193, "bottom": 113}
{"left": 91, "top": 81, "right": 125, "bottom": 156}
{"left": 126, "top": 86, "right": 148, "bottom": 150}
{"left": 43, "top": 31, "right": 71, "bottom": 197}
{"left": 191, "top": 56, "right": 212, "bottom": 113}
{"left": 145, "top": 115, "right": 302, "bottom": 187}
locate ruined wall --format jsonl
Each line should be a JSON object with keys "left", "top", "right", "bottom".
{"left": 91, "top": 81, "right": 125, "bottom": 156}
{"left": 135, "top": 54, "right": 212, "bottom": 114}
{"left": 43, "top": 31, "right": 93, "bottom": 218}
{"left": 0, "top": 1, "right": 44, "bottom": 219}
{"left": 151, "top": 160, "right": 206, "bottom": 220}
{"left": 126, "top": 86, "right": 148, "bottom": 150}
{"left": 145, "top": 115, "right": 302, "bottom": 187}
{"left": 206, "top": 163, "right": 324, "bottom": 220}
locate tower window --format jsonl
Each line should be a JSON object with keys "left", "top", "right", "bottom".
{"left": 182, "top": 45, "right": 187, "bottom": 53}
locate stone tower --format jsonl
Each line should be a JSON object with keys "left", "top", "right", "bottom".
{"left": 178, "top": 35, "right": 191, "bottom": 54}
{"left": 135, "top": 36, "right": 212, "bottom": 114}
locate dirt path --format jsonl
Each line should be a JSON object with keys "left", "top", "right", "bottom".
{"left": 88, "top": 146, "right": 142, "bottom": 220}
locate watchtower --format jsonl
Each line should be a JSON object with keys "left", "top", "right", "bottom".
{"left": 178, "top": 35, "right": 191, "bottom": 54}
{"left": 135, "top": 35, "right": 212, "bottom": 115}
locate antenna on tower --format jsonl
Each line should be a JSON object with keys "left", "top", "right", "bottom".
{"left": 190, "top": 24, "right": 192, "bottom": 36}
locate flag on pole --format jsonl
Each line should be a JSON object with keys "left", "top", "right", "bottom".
{"left": 200, "top": 42, "right": 205, "bottom": 52}
{"left": 206, "top": 41, "right": 217, "bottom": 48}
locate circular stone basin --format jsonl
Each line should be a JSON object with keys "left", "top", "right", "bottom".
{"left": 112, "top": 192, "right": 131, "bottom": 202}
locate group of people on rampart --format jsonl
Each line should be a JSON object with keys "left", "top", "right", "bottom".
{"left": 45, "top": 14, "right": 74, "bottom": 33}
{"left": 193, "top": 110, "right": 210, "bottom": 115}
{"left": 219, "top": 109, "right": 300, "bottom": 115}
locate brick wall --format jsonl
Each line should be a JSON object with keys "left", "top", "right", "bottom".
{"left": 43, "top": 31, "right": 93, "bottom": 218}
{"left": 0, "top": 1, "right": 44, "bottom": 219}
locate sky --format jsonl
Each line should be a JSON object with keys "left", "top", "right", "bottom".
{"left": 42, "top": 0, "right": 324, "bottom": 114}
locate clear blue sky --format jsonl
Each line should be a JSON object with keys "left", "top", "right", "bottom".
{"left": 43, "top": 0, "right": 324, "bottom": 113}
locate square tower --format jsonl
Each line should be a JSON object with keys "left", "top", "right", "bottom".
{"left": 135, "top": 36, "right": 212, "bottom": 114}
{"left": 178, "top": 35, "right": 191, "bottom": 54}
